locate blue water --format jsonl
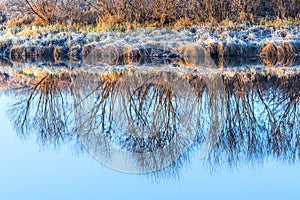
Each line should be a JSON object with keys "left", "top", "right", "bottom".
{"left": 1, "top": 93, "right": 300, "bottom": 200}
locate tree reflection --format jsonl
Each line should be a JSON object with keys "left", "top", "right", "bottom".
{"left": 73, "top": 71, "right": 200, "bottom": 174}
{"left": 128, "top": 83, "right": 177, "bottom": 152}
{"left": 200, "top": 72, "right": 300, "bottom": 169}
{"left": 8, "top": 72, "right": 74, "bottom": 146}
{"left": 5, "top": 67, "right": 300, "bottom": 177}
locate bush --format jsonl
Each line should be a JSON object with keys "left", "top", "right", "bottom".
{"left": 4, "top": 0, "right": 300, "bottom": 26}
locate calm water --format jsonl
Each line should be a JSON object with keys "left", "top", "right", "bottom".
{"left": 0, "top": 66, "right": 300, "bottom": 199}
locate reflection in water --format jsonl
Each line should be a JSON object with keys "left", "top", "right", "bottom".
{"left": 4, "top": 67, "right": 300, "bottom": 177}
{"left": 210, "top": 73, "right": 300, "bottom": 168}
{"left": 8, "top": 72, "right": 74, "bottom": 145}
{"left": 73, "top": 72, "right": 201, "bottom": 173}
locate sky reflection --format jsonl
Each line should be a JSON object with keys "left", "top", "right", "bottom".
{"left": 0, "top": 111, "right": 299, "bottom": 200}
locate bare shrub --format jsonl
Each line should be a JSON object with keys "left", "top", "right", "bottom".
{"left": 3, "top": 0, "right": 300, "bottom": 26}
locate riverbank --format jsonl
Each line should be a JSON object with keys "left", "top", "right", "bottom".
{"left": 0, "top": 25, "right": 300, "bottom": 68}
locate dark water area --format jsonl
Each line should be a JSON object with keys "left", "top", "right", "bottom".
{"left": 0, "top": 62, "right": 300, "bottom": 199}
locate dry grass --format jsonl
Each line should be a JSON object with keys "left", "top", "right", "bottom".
{"left": 3, "top": 0, "right": 300, "bottom": 28}
{"left": 259, "top": 41, "right": 296, "bottom": 66}
{"left": 260, "top": 43, "right": 279, "bottom": 58}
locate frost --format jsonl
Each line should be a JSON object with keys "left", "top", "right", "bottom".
{"left": 0, "top": 26, "right": 300, "bottom": 68}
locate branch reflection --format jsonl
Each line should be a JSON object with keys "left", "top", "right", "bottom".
{"left": 73, "top": 71, "right": 202, "bottom": 174}
{"left": 8, "top": 72, "right": 74, "bottom": 146}
{"left": 5, "top": 68, "right": 300, "bottom": 177}
{"left": 202, "top": 72, "right": 300, "bottom": 169}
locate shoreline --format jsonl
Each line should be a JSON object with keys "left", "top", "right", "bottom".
{"left": 0, "top": 25, "right": 299, "bottom": 68}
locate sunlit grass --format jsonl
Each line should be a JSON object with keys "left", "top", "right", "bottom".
{"left": 1, "top": 16, "right": 299, "bottom": 39}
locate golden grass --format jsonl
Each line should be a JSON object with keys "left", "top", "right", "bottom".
{"left": 260, "top": 43, "right": 278, "bottom": 59}
{"left": 3, "top": 0, "right": 300, "bottom": 31}
{"left": 35, "top": 1, "right": 300, "bottom": 27}
{"left": 259, "top": 41, "right": 297, "bottom": 67}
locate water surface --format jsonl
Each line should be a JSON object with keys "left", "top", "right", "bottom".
{"left": 0, "top": 64, "right": 300, "bottom": 199}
